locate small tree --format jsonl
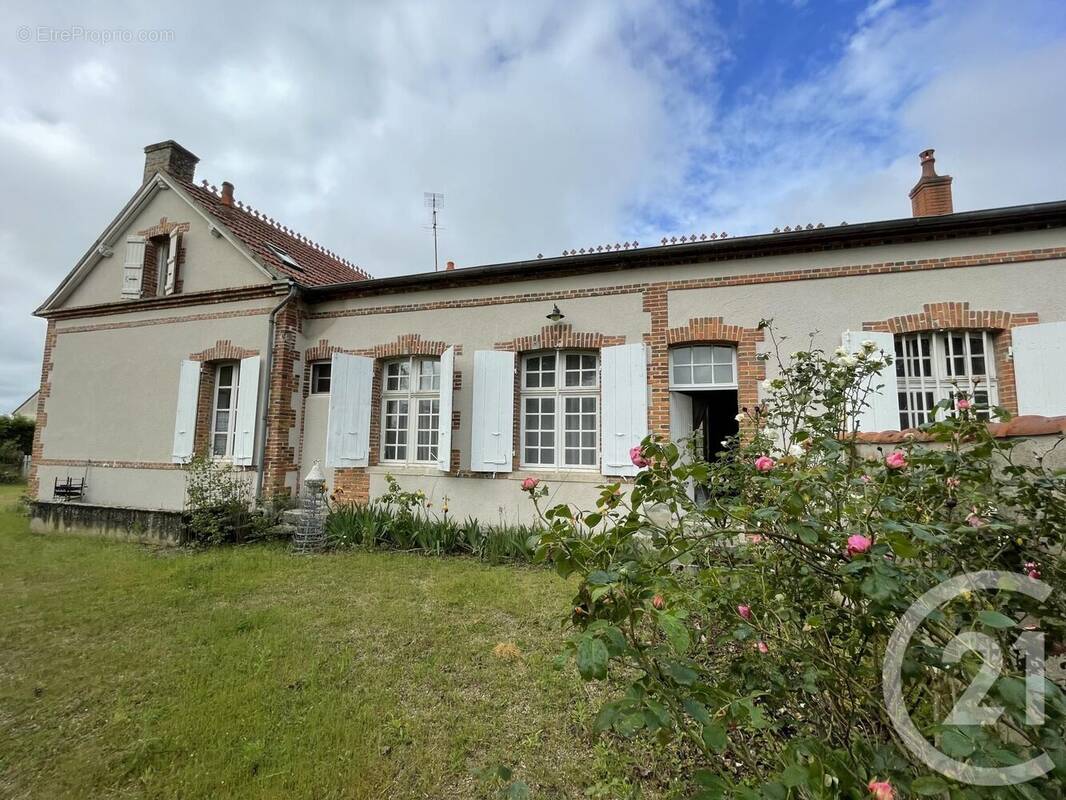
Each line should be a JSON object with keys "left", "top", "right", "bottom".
{"left": 529, "top": 323, "right": 1066, "bottom": 798}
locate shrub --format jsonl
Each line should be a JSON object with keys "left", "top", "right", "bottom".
{"left": 182, "top": 453, "right": 260, "bottom": 545}
{"left": 0, "top": 440, "right": 23, "bottom": 484}
{"left": 529, "top": 323, "right": 1066, "bottom": 798}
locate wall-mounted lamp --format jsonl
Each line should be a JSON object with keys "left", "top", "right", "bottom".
{"left": 546, "top": 304, "right": 565, "bottom": 323}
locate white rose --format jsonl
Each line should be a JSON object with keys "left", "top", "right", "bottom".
{"left": 788, "top": 443, "right": 804, "bottom": 457}
{"left": 838, "top": 354, "right": 857, "bottom": 366}
{"left": 861, "top": 339, "right": 876, "bottom": 350}
{"left": 833, "top": 346, "right": 848, "bottom": 357}
{"left": 734, "top": 412, "right": 745, "bottom": 422}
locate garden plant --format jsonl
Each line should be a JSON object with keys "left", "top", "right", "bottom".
{"left": 528, "top": 323, "right": 1066, "bottom": 798}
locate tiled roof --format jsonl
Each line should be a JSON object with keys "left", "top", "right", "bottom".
{"left": 182, "top": 180, "right": 370, "bottom": 286}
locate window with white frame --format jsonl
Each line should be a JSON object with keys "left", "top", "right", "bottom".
{"left": 380, "top": 356, "right": 441, "bottom": 464}
{"left": 895, "top": 331, "right": 998, "bottom": 428}
{"left": 211, "top": 362, "right": 241, "bottom": 458}
{"left": 155, "top": 238, "right": 171, "bottom": 297}
{"left": 521, "top": 351, "right": 599, "bottom": 469}
{"left": 669, "top": 345, "right": 737, "bottom": 389}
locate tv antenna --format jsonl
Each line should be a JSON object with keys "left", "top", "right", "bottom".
{"left": 424, "top": 192, "right": 444, "bottom": 271}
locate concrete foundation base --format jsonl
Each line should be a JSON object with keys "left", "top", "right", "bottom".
{"left": 30, "top": 501, "right": 186, "bottom": 545}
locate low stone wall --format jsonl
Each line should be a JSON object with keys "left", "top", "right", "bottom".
{"left": 30, "top": 501, "right": 185, "bottom": 545}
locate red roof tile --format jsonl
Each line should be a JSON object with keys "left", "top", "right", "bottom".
{"left": 182, "top": 180, "right": 370, "bottom": 286}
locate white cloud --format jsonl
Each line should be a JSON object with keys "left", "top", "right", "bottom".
{"left": 0, "top": 0, "right": 1062, "bottom": 413}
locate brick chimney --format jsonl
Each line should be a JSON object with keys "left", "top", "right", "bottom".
{"left": 909, "top": 149, "right": 953, "bottom": 217}
{"left": 143, "top": 140, "right": 199, "bottom": 185}
{"left": 220, "top": 181, "right": 235, "bottom": 207}
{"left": 445, "top": 260, "right": 455, "bottom": 271}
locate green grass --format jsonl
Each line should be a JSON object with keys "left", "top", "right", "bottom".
{"left": 0, "top": 484, "right": 673, "bottom": 799}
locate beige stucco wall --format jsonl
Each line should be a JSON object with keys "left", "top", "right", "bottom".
{"left": 668, "top": 257, "right": 1066, "bottom": 360}
{"left": 60, "top": 187, "right": 270, "bottom": 309}
{"left": 12, "top": 391, "right": 38, "bottom": 419}
{"left": 40, "top": 299, "right": 272, "bottom": 510}
{"left": 295, "top": 226, "right": 1066, "bottom": 523}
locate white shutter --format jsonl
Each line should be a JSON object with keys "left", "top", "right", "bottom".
{"left": 326, "top": 353, "right": 374, "bottom": 468}
{"left": 164, "top": 229, "right": 180, "bottom": 295}
{"left": 670, "top": 391, "right": 694, "bottom": 450}
{"left": 122, "top": 235, "right": 146, "bottom": 298}
{"left": 470, "top": 350, "right": 515, "bottom": 472}
{"left": 1013, "top": 322, "right": 1066, "bottom": 416}
{"left": 231, "top": 356, "right": 261, "bottom": 466}
{"left": 171, "top": 360, "right": 201, "bottom": 463}
{"left": 601, "top": 343, "right": 649, "bottom": 476}
{"left": 842, "top": 330, "right": 899, "bottom": 433}
{"left": 436, "top": 346, "right": 455, "bottom": 471}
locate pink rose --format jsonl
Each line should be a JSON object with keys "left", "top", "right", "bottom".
{"left": 1026, "top": 561, "right": 1041, "bottom": 580}
{"left": 846, "top": 534, "right": 872, "bottom": 557}
{"left": 946, "top": 476, "right": 960, "bottom": 489}
{"left": 630, "top": 445, "right": 649, "bottom": 468}
{"left": 755, "top": 641, "right": 769, "bottom": 654}
{"left": 867, "top": 780, "right": 894, "bottom": 800}
{"left": 956, "top": 398, "right": 972, "bottom": 411}
{"left": 748, "top": 534, "right": 764, "bottom": 544}
{"left": 860, "top": 474, "right": 873, "bottom": 484}
{"left": 966, "top": 512, "right": 984, "bottom": 528}
{"left": 737, "top": 604, "right": 752, "bottom": 621}
{"left": 652, "top": 594, "right": 665, "bottom": 610}
{"left": 884, "top": 450, "right": 907, "bottom": 470}
{"left": 521, "top": 477, "right": 539, "bottom": 492}
{"left": 754, "top": 455, "right": 775, "bottom": 472}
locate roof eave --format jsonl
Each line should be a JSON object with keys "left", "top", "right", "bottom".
{"left": 306, "top": 199, "right": 1066, "bottom": 299}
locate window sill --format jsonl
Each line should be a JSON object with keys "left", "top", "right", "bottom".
{"left": 369, "top": 464, "right": 444, "bottom": 477}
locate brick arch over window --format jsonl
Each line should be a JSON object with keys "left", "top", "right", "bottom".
{"left": 188, "top": 341, "right": 261, "bottom": 460}
{"left": 493, "top": 323, "right": 626, "bottom": 352}
{"left": 659, "top": 317, "right": 766, "bottom": 432}
{"left": 300, "top": 335, "right": 463, "bottom": 502}
{"left": 494, "top": 323, "right": 628, "bottom": 473}
{"left": 862, "top": 302, "right": 1039, "bottom": 414}
{"left": 138, "top": 218, "right": 190, "bottom": 297}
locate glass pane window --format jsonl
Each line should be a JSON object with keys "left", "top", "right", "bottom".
{"left": 669, "top": 345, "right": 736, "bottom": 388}
{"left": 211, "top": 362, "right": 240, "bottom": 458}
{"left": 521, "top": 351, "right": 598, "bottom": 469}
{"left": 311, "top": 362, "right": 331, "bottom": 394}
{"left": 894, "top": 331, "right": 998, "bottom": 428}
{"left": 380, "top": 356, "right": 441, "bottom": 464}
{"left": 416, "top": 399, "right": 440, "bottom": 462}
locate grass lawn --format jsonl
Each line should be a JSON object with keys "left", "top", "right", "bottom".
{"left": 0, "top": 484, "right": 678, "bottom": 799}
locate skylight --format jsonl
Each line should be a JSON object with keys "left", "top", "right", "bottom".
{"left": 265, "top": 242, "right": 302, "bottom": 271}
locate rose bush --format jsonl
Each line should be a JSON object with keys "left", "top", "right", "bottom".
{"left": 528, "top": 323, "right": 1066, "bottom": 798}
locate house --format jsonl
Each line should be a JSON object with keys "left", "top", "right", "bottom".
{"left": 28, "top": 140, "right": 1066, "bottom": 535}
{"left": 11, "top": 391, "right": 38, "bottom": 420}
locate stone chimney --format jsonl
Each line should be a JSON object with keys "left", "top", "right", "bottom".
{"left": 909, "top": 149, "right": 953, "bottom": 217}
{"left": 143, "top": 140, "right": 199, "bottom": 185}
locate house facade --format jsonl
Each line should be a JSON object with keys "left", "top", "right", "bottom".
{"left": 29, "top": 141, "right": 1066, "bottom": 530}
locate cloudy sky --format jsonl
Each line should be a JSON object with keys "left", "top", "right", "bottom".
{"left": 2, "top": 0, "right": 1065, "bottom": 412}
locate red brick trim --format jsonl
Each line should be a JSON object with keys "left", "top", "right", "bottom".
{"left": 304, "top": 247, "right": 1066, "bottom": 322}
{"left": 652, "top": 315, "right": 766, "bottom": 437}
{"left": 331, "top": 467, "right": 370, "bottom": 505}
{"left": 852, "top": 415, "right": 1066, "bottom": 443}
{"left": 262, "top": 301, "right": 302, "bottom": 497}
{"left": 27, "top": 320, "right": 57, "bottom": 498}
{"left": 36, "top": 458, "right": 185, "bottom": 470}
{"left": 190, "top": 340, "right": 260, "bottom": 362}
{"left": 493, "top": 323, "right": 626, "bottom": 352}
{"left": 136, "top": 217, "right": 190, "bottom": 240}
{"left": 863, "top": 302, "right": 1039, "bottom": 415}
{"left": 295, "top": 335, "right": 462, "bottom": 496}
{"left": 56, "top": 306, "right": 274, "bottom": 335}
{"left": 39, "top": 284, "right": 280, "bottom": 320}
